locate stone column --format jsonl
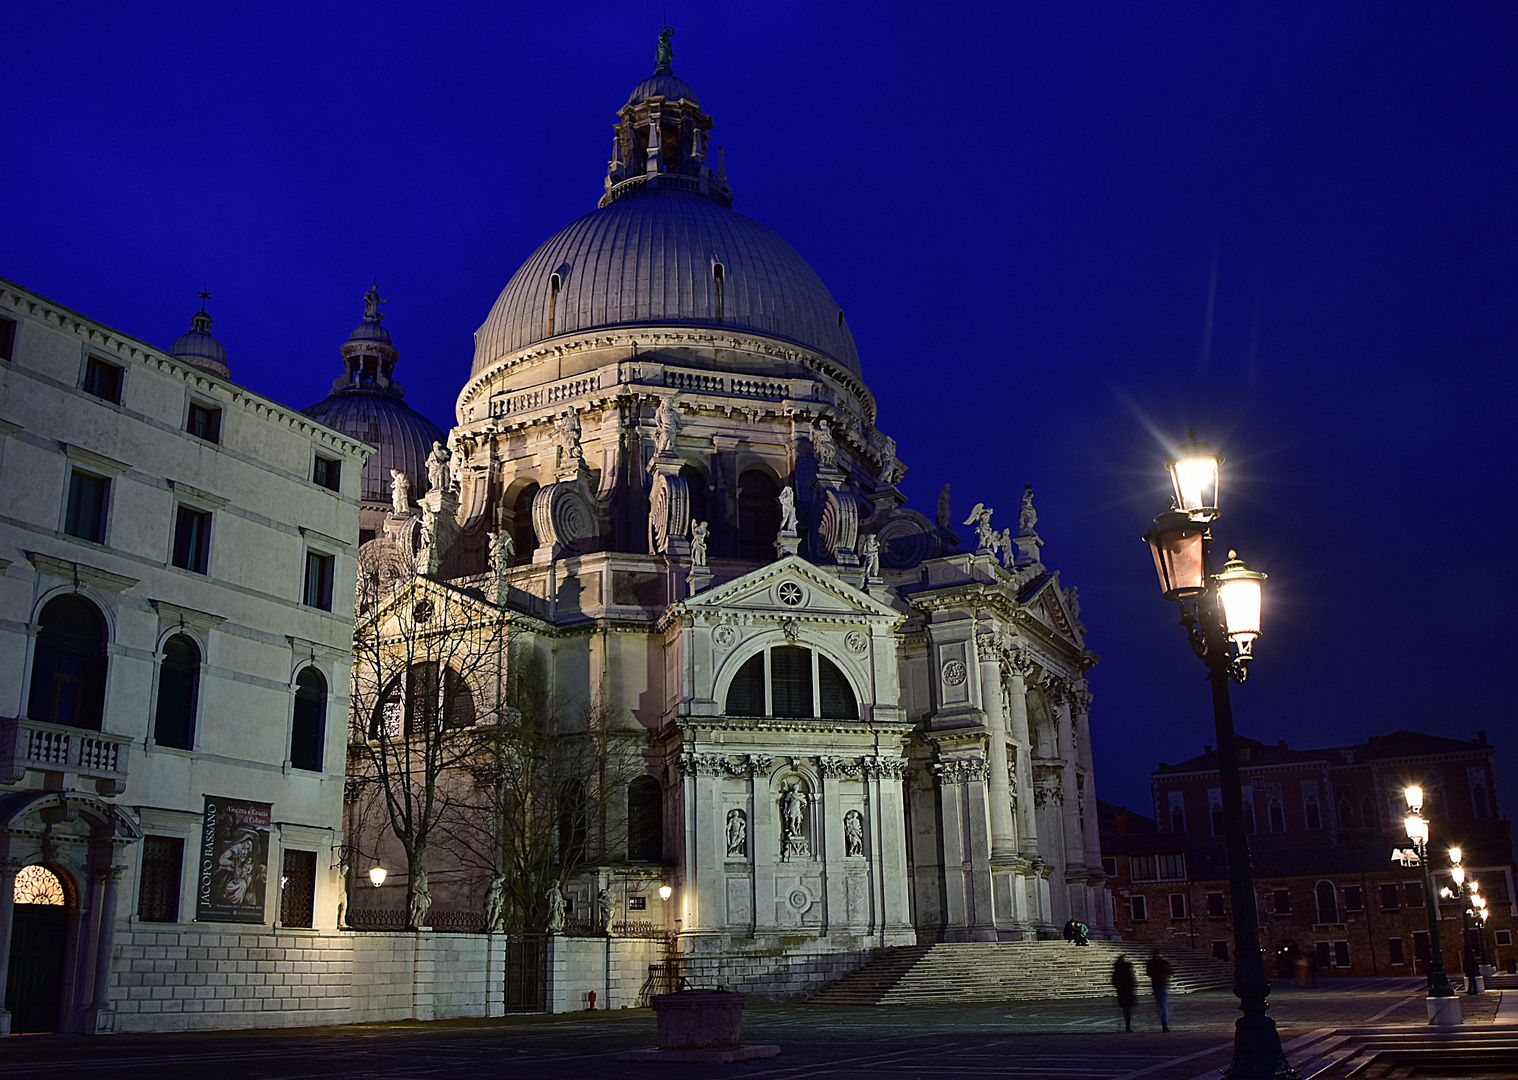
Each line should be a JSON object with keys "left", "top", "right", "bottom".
{"left": 978, "top": 645, "right": 1017, "bottom": 857}
{"left": 84, "top": 864, "right": 122, "bottom": 1034}
{"left": 1047, "top": 682, "right": 1085, "bottom": 874}
{"left": 0, "top": 858, "right": 18, "bottom": 1037}
{"left": 1004, "top": 652, "right": 1039, "bottom": 853}
{"left": 819, "top": 758, "right": 846, "bottom": 932}
{"left": 867, "top": 758, "right": 912, "bottom": 943}
{"left": 934, "top": 757, "right": 996, "bottom": 941}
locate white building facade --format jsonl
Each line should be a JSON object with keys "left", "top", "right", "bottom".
{"left": 0, "top": 280, "right": 369, "bottom": 1033}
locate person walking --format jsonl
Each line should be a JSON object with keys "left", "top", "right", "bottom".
{"left": 1112, "top": 954, "right": 1138, "bottom": 1032}
{"left": 1146, "top": 950, "right": 1174, "bottom": 1032}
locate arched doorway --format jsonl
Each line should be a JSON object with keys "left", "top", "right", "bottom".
{"left": 6, "top": 865, "right": 70, "bottom": 1034}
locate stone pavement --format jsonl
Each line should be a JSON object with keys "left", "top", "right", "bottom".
{"left": 2, "top": 979, "right": 1506, "bottom": 1080}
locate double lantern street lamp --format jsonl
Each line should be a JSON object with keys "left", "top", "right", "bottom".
{"left": 1142, "top": 433, "right": 1290, "bottom": 1080}
{"left": 1441, "top": 846, "right": 1489, "bottom": 994}
{"left": 1399, "top": 788, "right": 1457, "bottom": 1005}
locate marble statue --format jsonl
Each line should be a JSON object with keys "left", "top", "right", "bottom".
{"left": 363, "top": 284, "right": 387, "bottom": 322}
{"left": 937, "top": 484, "right": 951, "bottom": 530}
{"left": 408, "top": 867, "right": 431, "bottom": 929}
{"left": 1020, "top": 484, "right": 1038, "bottom": 535}
{"left": 390, "top": 469, "right": 411, "bottom": 516}
{"left": 779, "top": 486, "right": 798, "bottom": 535}
{"left": 546, "top": 884, "right": 566, "bottom": 932}
{"left": 488, "top": 530, "right": 515, "bottom": 574}
{"left": 861, "top": 532, "right": 881, "bottom": 579}
{"left": 1067, "top": 586, "right": 1081, "bottom": 621}
{"left": 596, "top": 888, "right": 614, "bottom": 933}
{"left": 690, "top": 520, "right": 709, "bottom": 566}
{"left": 844, "top": 810, "right": 864, "bottom": 856}
{"left": 726, "top": 808, "right": 747, "bottom": 857}
{"left": 812, "top": 419, "right": 837, "bottom": 469}
{"left": 556, "top": 410, "right": 584, "bottom": 463}
{"left": 484, "top": 873, "right": 507, "bottom": 933}
{"left": 876, "top": 434, "right": 897, "bottom": 483}
{"left": 963, "top": 502, "right": 997, "bottom": 553}
{"left": 999, "top": 528, "right": 1013, "bottom": 567}
{"left": 781, "top": 786, "right": 809, "bottom": 855}
{"left": 417, "top": 508, "right": 437, "bottom": 571}
{"left": 426, "top": 441, "right": 451, "bottom": 494}
{"left": 653, "top": 396, "right": 680, "bottom": 455}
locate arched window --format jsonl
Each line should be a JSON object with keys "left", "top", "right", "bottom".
{"left": 736, "top": 469, "right": 779, "bottom": 561}
{"left": 153, "top": 634, "right": 201, "bottom": 750}
{"left": 680, "top": 464, "right": 709, "bottom": 535}
{"left": 1243, "top": 801, "right": 1257, "bottom": 834}
{"left": 546, "top": 273, "right": 561, "bottom": 337}
{"left": 723, "top": 646, "right": 858, "bottom": 720}
{"left": 1315, "top": 880, "right": 1338, "bottom": 924}
{"left": 512, "top": 483, "right": 539, "bottom": 565}
{"left": 1268, "top": 799, "right": 1286, "bottom": 833}
{"left": 1338, "top": 798, "right": 1353, "bottom": 829}
{"left": 1210, "top": 802, "right": 1225, "bottom": 837}
{"left": 370, "top": 663, "right": 474, "bottom": 738}
{"left": 1171, "top": 805, "right": 1186, "bottom": 834}
{"left": 28, "top": 595, "right": 108, "bottom": 730}
{"left": 291, "top": 667, "right": 327, "bottom": 772}
{"left": 712, "top": 262, "right": 725, "bottom": 323}
{"left": 1304, "top": 796, "right": 1322, "bottom": 831}
{"left": 627, "top": 776, "right": 663, "bottom": 863}
{"left": 557, "top": 779, "right": 588, "bottom": 865}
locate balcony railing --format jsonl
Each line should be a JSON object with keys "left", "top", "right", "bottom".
{"left": 0, "top": 717, "right": 131, "bottom": 795}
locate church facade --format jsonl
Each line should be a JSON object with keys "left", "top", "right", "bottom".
{"left": 346, "top": 39, "right": 1113, "bottom": 988}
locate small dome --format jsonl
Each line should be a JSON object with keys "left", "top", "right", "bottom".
{"left": 301, "top": 392, "right": 445, "bottom": 505}
{"left": 627, "top": 70, "right": 700, "bottom": 108}
{"left": 169, "top": 309, "right": 230, "bottom": 379}
{"left": 472, "top": 188, "right": 859, "bottom": 377}
{"left": 349, "top": 320, "right": 393, "bottom": 346}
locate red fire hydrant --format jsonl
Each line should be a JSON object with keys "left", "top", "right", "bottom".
{"left": 587, "top": 990, "right": 597, "bottom": 1010}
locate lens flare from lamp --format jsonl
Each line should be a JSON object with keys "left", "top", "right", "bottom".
{"left": 1404, "top": 814, "right": 1429, "bottom": 844}
{"left": 369, "top": 866, "right": 388, "bottom": 887}
{"left": 1166, "top": 433, "right": 1222, "bottom": 517}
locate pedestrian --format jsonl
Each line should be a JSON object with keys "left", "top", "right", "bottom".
{"left": 1076, "top": 920, "right": 1090, "bottom": 945}
{"left": 1112, "top": 954, "right": 1137, "bottom": 1032}
{"left": 1146, "top": 950, "right": 1174, "bottom": 1032}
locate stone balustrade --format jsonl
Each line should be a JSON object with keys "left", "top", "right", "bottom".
{"left": 0, "top": 717, "right": 131, "bottom": 795}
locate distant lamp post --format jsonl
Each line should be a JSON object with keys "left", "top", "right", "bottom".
{"left": 1401, "top": 786, "right": 1459, "bottom": 1021}
{"left": 369, "top": 865, "right": 388, "bottom": 888}
{"left": 1444, "top": 847, "right": 1483, "bottom": 995}
{"left": 1141, "top": 433, "right": 1291, "bottom": 1080}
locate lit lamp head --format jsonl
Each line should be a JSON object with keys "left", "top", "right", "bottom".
{"left": 1166, "top": 431, "right": 1223, "bottom": 521}
{"left": 1216, "top": 551, "right": 1267, "bottom": 654}
{"left": 1449, "top": 846, "right": 1463, "bottom": 866}
{"left": 658, "top": 884, "right": 673, "bottom": 902}
{"left": 1142, "top": 509, "right": 1207, "bottom": 602}
{"left": 369, "top": 865, "right": 388, "bottom": 887}
{"left": 1404, "top": 813, "right": 1429, "bottom": 845}
{"left": 1404, "top": 785, "right": 1424, "bottom": 813}
{"left": 1451, "top": 865, "right": 1466, "bottom": 886}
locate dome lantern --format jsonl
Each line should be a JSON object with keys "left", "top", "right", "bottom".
{"left": 167, "top": 288, "right": 231, "bottom": 379}
{"left": 602, "top": 27, "right": 732, "bottom": 209}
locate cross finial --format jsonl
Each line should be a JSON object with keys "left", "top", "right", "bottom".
{"left": 198, "top": 286, "right": 211, "bottom": 310}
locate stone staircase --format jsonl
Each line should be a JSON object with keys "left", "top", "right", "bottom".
{"left": 810, "top": 940, "right": 1232, "bottom": 1005}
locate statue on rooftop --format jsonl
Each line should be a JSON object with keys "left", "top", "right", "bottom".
{"left": 426, "top": 441, "right": 451, "bottom": 494}
{"left": 963, "top": 502, "right": 997, "bottom": 554}
{"left": 390, "top": 469, "right": 411, "bottom": 517}
{"left": 937, "top": 484, "right": 952, "bottom": 530}
{"left": 1020, "top": 484, "right": 1038, "bottom": 536}
{"left": 656, "top": 25, "right": 674, "bottom": 70}
{"left": 779, "top": 485, "right": 799, "bottom": 535}
{"left": 363, "top": 284, "right": 387, "bottom": 322}
{"left": 653, "top": 396, "right": 680, "bottom": 455}
{"left": 690, "top": 520, "right": 709, "bottom": 566}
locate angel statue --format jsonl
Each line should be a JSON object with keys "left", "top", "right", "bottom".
{"left": 963, "top": 502, "right": 997, "bottom": 554}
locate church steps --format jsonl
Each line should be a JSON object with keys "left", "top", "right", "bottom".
{"left": 810, "top": 940, "right": 1232, "bottom": 1005}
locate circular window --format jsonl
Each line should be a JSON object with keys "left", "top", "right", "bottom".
{"left": 412, "top": 599, "right": 435, "bottom": 624}
{"left": 777, "top": 582, "right": 804, "bottom": 607}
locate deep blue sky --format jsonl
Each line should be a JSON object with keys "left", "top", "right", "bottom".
{"left": 7, "top": 3, "right": 1516, "bottom": 816}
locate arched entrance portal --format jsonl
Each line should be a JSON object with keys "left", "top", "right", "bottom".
{"left": 5, "top": 866, "right": 69, "bottom": 1034}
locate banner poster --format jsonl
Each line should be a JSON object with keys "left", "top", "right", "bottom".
{"left": 196, "top": 795, "right": 272, "bottom": 923}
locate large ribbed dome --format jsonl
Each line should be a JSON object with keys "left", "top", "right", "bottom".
{"left": 302, "top": 392, "right": 444, "bottom": 505}
{"left": 472, "top": 188, "right": 860, "bottom": 377}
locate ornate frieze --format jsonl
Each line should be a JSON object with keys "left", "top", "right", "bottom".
{"left": 933, "top": 757, "right": 990, "bottom": 785}
{"left": 819, "top": 755, "right": 862, "bottom": 780}
{"left": 861, "top": 756, "right": 907, "bottom": 780}
{"left": 673, "top": 751, "right": 776, "bottom": 778}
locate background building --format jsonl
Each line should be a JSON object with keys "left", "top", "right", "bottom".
{"left": 1101, "top": 730, "right": 1515, "bottom": 979}
{"left": 0, "top": 279, "right": 369, "bottom": 1033}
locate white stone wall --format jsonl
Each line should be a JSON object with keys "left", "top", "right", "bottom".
{"left": 545, "top": 936, "right": 666, "bottom": 1013}
{"left": 110, "top": 927, "right": 512, "bottom": 1032}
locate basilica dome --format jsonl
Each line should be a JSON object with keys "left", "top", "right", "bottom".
{"left": 472, "top": 190, "right": 860, "bottom": 378}
{"left": 470, "top": 59, "right": 860, "bottom": 380}
{"left": 169, "top": 306, "right": 231, "bottom": 379}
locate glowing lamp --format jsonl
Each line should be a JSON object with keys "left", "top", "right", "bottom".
{"left": 369, "top": 865, "right": 388, "bottom": 887}
{"left": 1404, "top": 786, "right": 1424, "bottom": 813}
{"left": 1143, "top": 510, "right": 1207, "bottom": 601}
{"left": 1216, "top": 552, "right": 1267, "bottom": 651}
{"left": 1451, "top": 865, "right": 1466, "bottom": 886}
{"left": 658, "top": 884, "right": 673, "bottom": 902}
{"left": 1166, "top": 432, "right": 1222, "bottom": 518}
{"left": 1404, "top": 814, "right": 1429, "bottom": 844}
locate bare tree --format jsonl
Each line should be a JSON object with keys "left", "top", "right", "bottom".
{"left": 347, "top": 566, "right": 511, "bottom": 928}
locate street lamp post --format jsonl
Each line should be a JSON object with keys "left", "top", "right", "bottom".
{"left": 1441, "top": 847, "right": 1485, "bottom": 994}
{"left": 1141, "top": 433, "right": 1292, "bottom": 1080}
{"left": 1401, "top": 789, "right": 1459, "bottom": 1023}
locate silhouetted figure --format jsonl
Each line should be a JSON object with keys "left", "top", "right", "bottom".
{"left": 1112, "top": 955, "right": 1137, "bottom": 1032}
{"left": 1146, "top": 950, "right": 1174, "bottom": 1032}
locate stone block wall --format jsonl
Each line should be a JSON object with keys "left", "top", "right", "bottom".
{"left": 545, "top": 936, "right": 666, "bottom": 1013}
{"left": 678, "top": 936, "right": 888, "bottom": 1002}
{"left": 110, "top": 926, "right": 507, "bottom": 1032}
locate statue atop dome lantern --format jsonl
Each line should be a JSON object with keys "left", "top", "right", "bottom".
{"left": 655, "top": 25, "right": 674, "bottom": 71}
{"left": 363, "top": 284, "right": 387, "bottom": 323}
